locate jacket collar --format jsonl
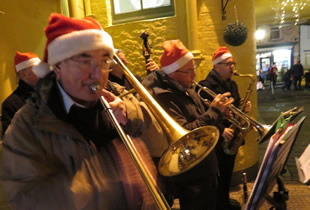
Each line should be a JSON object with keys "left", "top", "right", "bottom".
{"left": 32, "top": 73, "right": 87, "bottom": 141}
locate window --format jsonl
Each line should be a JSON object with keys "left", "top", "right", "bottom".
{"left": 111, "top": 0, "right": 174, "bottom": 24}
{"left": 270, "top": 27, "right": 281, "bottom": 41}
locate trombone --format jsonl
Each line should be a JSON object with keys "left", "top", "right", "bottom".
{"left": 111, "top": 55, "right": 220, "bottom": 177}
{"left": 90, "top": 83, "right": 170, "bottom": 209}
{"left": 91, "top": 54, "right": 220, "bottom": 209}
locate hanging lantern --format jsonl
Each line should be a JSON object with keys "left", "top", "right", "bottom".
{"left": 224, "top": 22, "right": 248, "bottom": 46}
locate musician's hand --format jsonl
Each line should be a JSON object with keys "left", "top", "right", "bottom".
{"left": 100, "top": 89, "right": 128, "bottom": 125}
{"left": 146, "top": 58, "right": 160, "bottom": 72}
{"left": 222, "top": 128, "right": 235, "bottom": 142}
{"left": 210, "top": 92, "right": 234, "bottom": 113}
{"left": 244, "top": 101, "right": 252, "bottom": 113}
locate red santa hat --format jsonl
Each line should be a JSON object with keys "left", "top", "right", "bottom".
{"left": 212, "top": 47, "right": 233, "bottom": 66}
{"left": 159, "top": 40, "right": 193, "bottom": 74}
{"left": 43, "top": 13, "right": 114, "bottom": 65}
{"left": 14, "top": 51, "right": 50, "bottom": 78}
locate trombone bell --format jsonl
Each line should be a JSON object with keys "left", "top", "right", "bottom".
{"left": 113, "top": 55, "right": 220, "bottom": 177}
{"left": 158, "top": 126, "right": 219, "bottom": 176}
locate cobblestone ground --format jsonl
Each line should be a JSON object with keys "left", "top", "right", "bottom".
{"left": 230, "top": 181, "right": 310, "bottom": 210}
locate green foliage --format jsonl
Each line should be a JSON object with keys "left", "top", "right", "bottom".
{"left": 224, "top": 22, "right": 248, "bottom": 46}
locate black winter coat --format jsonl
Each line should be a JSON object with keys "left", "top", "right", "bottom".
{"left": 1, "top": 80, "right": 35, "bottom": 136}
{"left": 142, "top": 70, "right": 221, "bottom": 181}
{"left": 198, "top": 69, "right": 241, "bottom": 148}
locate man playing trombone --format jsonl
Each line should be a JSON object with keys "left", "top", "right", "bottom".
{"left": 142, "top": 40, "right": 234, "bottom": 210}
{"left": 1, "top": 13, "right": 165, "bottom": 210}
{"left": 198, "top": 47, "right": 252, "bottom": 210}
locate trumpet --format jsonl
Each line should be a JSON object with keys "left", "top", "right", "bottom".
{"left": 194, "top": 81, "right": 271, "bottom": 144}
{"left": 194, "top": 81, "right": 252, "bottom": 131}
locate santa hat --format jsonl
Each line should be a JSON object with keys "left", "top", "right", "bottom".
{"left": 44, "top": 13, "right": 114, "bottom": 65}
{"left": 212, "top": 47, "right": 233, "bottom": 66}
{"left": 159, "top": 40, "right": 193, "bottom": 74}
{"left": 14, "top": 51, "right": 50, "bottom": 78}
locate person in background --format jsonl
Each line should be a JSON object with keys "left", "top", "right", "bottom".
{"left": 143, "top": 40, "right": 234, "bottom": 210}
{"left": 282, "top": 68, "right": 292, "bottom": 90}
{"left": 1, "top": 52, "right": 50, "bottom": 136}
{"left": 109, "top": 49, "right": 159, "bottom": 90}
{"left": 291, "top": 60, "right": 304, "bottom": 90}
{"left": 304, "top": 69, "right": 310, "bottom": 88}
{"left": 257, "top": 69, "right": 265, "bottom": 90}
{"left": 198, "top": 46, "right": 251, "bottom": 210}
{"left": 108, "top": 49, "right": 132, "bottom": 90}
{"left": 0, "top": 13, "right": 164, "bottom": 210}
{"left": 268, "top": 62, "right": 278, "bottom": 89}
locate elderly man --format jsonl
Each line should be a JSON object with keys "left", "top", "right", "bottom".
{"left": 1, "top": 52, "right": 50, "bottom": 136}
{"left": 142, "top": 40, "right": 234, "bottom": 210}
{"left": 198, "top": 46, "right": 252, "bottom": 210}
{"left": 0, "top": 13, "right": 165, "bottom": 210}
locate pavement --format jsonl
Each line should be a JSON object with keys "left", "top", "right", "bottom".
{"left": 238, "top": 82, "right": 310, "bottom": 210}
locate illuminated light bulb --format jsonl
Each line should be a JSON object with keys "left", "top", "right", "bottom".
{"left": 255, "top": 29, "right": 265, "bottom": 40}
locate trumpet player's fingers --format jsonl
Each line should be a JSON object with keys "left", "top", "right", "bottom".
{"left": 224, "top": 109, "right": 233, "bottom": 118}
{"left": 100, "top": 89, "right": 128, "bottom": 125}
{"left": 222, "top": 128, "right": 235, "bottom": 141}
{"left": 211, "top": 93, "right": 234, "bottom": 113}
{"left": 223, "top": 97, "right": 234, "bottom": 107}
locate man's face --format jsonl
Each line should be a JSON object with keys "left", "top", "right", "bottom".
{"left": 169, "top": 59, "right": 196, "bottom": 89}
{"left": 214, "top": 57, "right": 236, "bottom": 81}
{"left": 109, "top": 51, "right": 128, "bottom": 78}
{"left": 19, "top": 67, "right": 39, "bottom": 86}
{"left": 54, "top": 49, "right": 111, "bottom": 107}
{"left": 116, "top": 51, "right": 128, "bottom": 66}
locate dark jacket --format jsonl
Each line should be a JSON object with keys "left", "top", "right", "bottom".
{"left": 291, "top": 63, "right": 304, "bottom": 78}
{"left": 1, "top": 80, "right": 35, "bottom": 136}
{"left": 1, "top": 73, "right": 158, "bottom": 210}
{"left": 198, "top": 69, "right": 241, "bottom": 148}
{"left": 142, "top": 70, "right": 222, "bottom": 181}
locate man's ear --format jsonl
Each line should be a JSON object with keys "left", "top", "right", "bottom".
{"left": 18, "top": 71, "right": 25, "bottom": 80}
{"left": 53, "top": 63, "right": 62, "bottom": 79}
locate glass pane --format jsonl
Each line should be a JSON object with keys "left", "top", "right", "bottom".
{"left": 114, "top": 0, "right": 141, "bottom": 14}
{"left": 142, "top": 0, "right": 171, "bottom": 9}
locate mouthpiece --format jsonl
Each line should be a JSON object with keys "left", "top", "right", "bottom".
{"left": 89, "top": 83, "right": 101, "bottom": 93}
{"left": 233, "top": 71, "right": 240, "bottom": 76}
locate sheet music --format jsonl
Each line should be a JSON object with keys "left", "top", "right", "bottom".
{"left": 246, "top": 116, "right": 306, "bottom": 210}
{"left": 296, "top": 144, "right": 310, "bottom": 185}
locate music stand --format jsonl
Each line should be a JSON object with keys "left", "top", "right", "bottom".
{"left": 246, "top": 115, "right": 306, "bottom": 210}
{"left": 258, "top": 107, "right": 304, "bottom": 144}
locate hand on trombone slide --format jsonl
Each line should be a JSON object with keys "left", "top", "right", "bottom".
{"left": 96, "top": 88, "right": 128, "bottom": 126}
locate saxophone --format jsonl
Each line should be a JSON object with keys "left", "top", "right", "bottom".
{"left": 223, "top": 72, "right": 256, "bottom": 155}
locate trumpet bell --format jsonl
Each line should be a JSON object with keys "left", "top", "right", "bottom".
{"left": 158, "top": 126, "right": 219, "bottom": 176}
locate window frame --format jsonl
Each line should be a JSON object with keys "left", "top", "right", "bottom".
{"left": 111, "top": 0, "right": 175, "bottom": 24}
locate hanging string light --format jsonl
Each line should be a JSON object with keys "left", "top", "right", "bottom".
{"left": 272, "top": 0, "right": 309, "bottom": 26}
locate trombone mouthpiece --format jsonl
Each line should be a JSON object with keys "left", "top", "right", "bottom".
{"left": 89, "top": 83, "right": 101, "bottom": 93}
{"left": 233, "top": 71, "right": 240, "bottom": 76}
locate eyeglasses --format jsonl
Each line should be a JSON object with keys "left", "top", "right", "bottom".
{"left": 218, "top": 62, "right": 236, "bottom": 66}
{"left": 69, "top": 56, "right": 113, "bottom": 71}
{"left": 176, "top": 67, "right": 196, "bottom": 74}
